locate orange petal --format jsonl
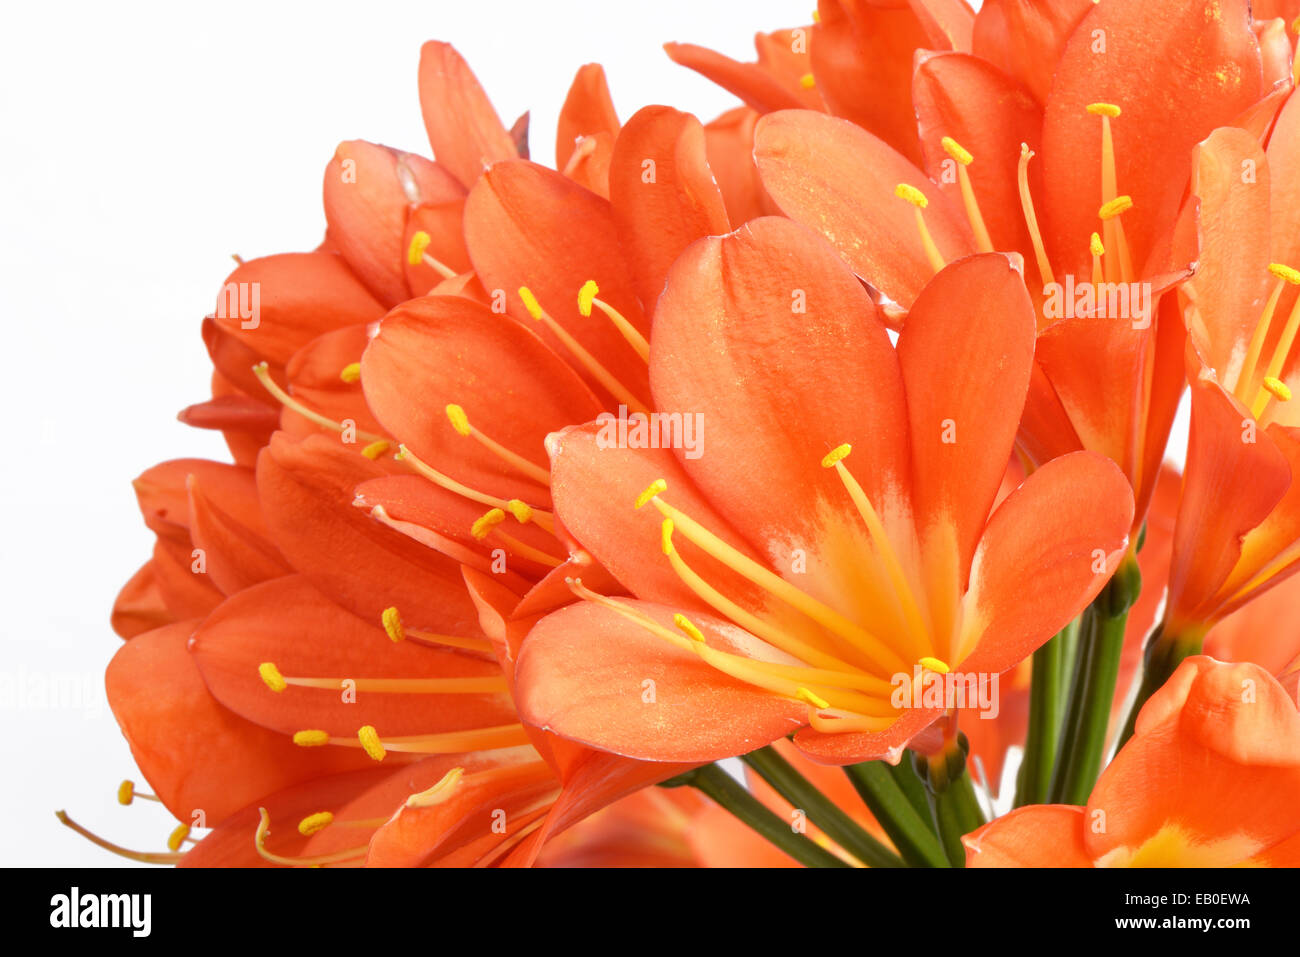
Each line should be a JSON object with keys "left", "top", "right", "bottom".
{"left": 663, "top": 38, "right": 812, "bottom": 116}
{"left": 417, "top": 41, "right": 518, "bottom": 190}
{"left": 970, "top": 0, "right": 1094, "bottom": 104}
{"left": 703, "top": 107, "right": 772, "bottom": 226}
{"left": 186, "top": 475, "right": 290, "bottom": 596}
{"left": 556, "top": 63, "right": 620, "bottom": 171}
{"left": 111, "top": 561, "right": 173, "bottom": 639}
{"left": 609, "top": 106, "right": 730, "bottom": 312}
{"left": 964, "top": 804, "right": 1092, "bottom": 867}
{"left": 755, "top": 109, "right": 976, "bottom": 311}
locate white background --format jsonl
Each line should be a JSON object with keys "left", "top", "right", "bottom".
{"left": 0, "top": 0, "right": 1187, "bottom": 866}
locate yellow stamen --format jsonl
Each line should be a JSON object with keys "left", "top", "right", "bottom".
{"left": 1017, "top": 145, "right": 1055, "bottom": 288}
{"left": 1090, "top": 231, "right": 1105, "bottom": 286}
{"left": 258, "top": 661, "right": 287, "bottom": 693}
{"left": 293, "top": 729, "right": 330, "bottom": 747}
{"left": 796, "top": 687, "right": 830, "bottom": 710}
{"left": 358, "top": 725, "right": 386, "bottom": 762}
{"left": 406, "top": 767, "right": 465, "bottom": 808}
{"left": 445, "top": 404, "right": 551, "bottom": 485}
{"left": 446, "top": 403, "right": 471, "bottom": 436}
{"left": 941, "top": 137, "right": 992, "bottom": 252}
{"left": 647, "top": 495, "right": 907, "bottom": 674}
{"left": 339, "top": 362, "right": 361, "bottom": 384}
{"left": 821, "top": 443, "right": 852, "bottom": 468}
{"left": 254, "top": 809, "right": 368, "bottom": 867}
{"left": 267, "top": 672, "right": 509, "bottom": 694}
{"left": 517, "top": 287, "right": 652, "bottom": 415}
{"left": 590, "top": 295, "right": 651, "bottom": 362}
{"left": 252, "top": 362, "right": 386, "bottom": 444}
{"left": 661, "top": 517, "right": 676, "bottom": 555}
{"left": 800, "top": 72, "right": 816, "bottom": 90}
{"left": 673, "top": 613, "right": 706, "bottom": 643}
{"left": 506, "top": 499, "right": 534, "bottom": 523}
{"left": 1085, "top": 102, "right": 1122, "bottom": 118}
{"left": 56, "top": 811, "right": 183, "bottom": 865}
{"left": 166, "top": 824, "right": 190, "bottom": 852}
{"left": 1098, "top": 195, "right": 1133, "bottom": 220}
{"left": 1264, "top": 376, "right": 1292, "bottom": 402}
{"left": 895, "top": 183, "right": 928, "bottom": 208}
{"left": 1271, "top": 263, "right": 1300, "bottom": 285}
{"left": 381, "top": 606, "right": 405, "bottom": 642}
{"left": 1233, "top": 266, "right": 1299, "bottom": 399}
{"left": 1251, "top": 292, "right": 1300, "bottom": 417}
{"left": 395, "top": 444, "right": 555, "bottom": 534}
{"left": 297, "top": 811, "right": 334, "bottom": 836}
{"left": 894, "top": 184, "right": 945, "bottom": 271}
{"left": 636, "top": 478, "right": 668, "bottom": 509}
{"left": 481, "top": 524, "right": 565, "bottom": 568}
{"left": 941, "top": 136, "right": 972, "bottom": 166}
{"left": 1090, "top": 232, "right": 1105, "bottom": 257}
{"left": 407, "top": 230, "right": 432, "bottom": 266}
{"left": 578, "top": 280, "right": 599, "bottom": 316}
{"left": 361, "top": 439, "right": 390, "bottom": 460}
{"left": 472, "top": 507, "right": 507, "bottom": 541}
{"left": 117, "top": 780, "right": 157, "bottom": 805}
{"left": 918, "top": 656, "right": 951, "bottom": 674}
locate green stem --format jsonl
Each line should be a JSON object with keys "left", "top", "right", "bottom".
{"left": 1014, "top": 621, "right": 1073, "bottom": 807}
{"left": 887, "top": 754, "right": 935, "bottom": 823}
{"left": 1048, "top": 560, "right": 1139, "bottom": 805}
{"left": 1116, "top": 622, "right": 1204, "bottom": 748}
{"left": 927, "top": 770, "right": 986, "bottom": 868}
{"left": 742, "top": 747, "right": 902, "bottom": 868}
{"left": 843, "top": 761, "right": 949, "bottom": 868}
{"left": 683, "top": 764, "right": 849, "bottom": 868}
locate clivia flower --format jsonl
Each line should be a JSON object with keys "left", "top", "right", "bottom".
{"left": 513, "top": 216, "right": 1134, "bottom": 767}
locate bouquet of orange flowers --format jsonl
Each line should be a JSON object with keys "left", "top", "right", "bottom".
{"left": 72, "top": 0, "right": 1300, "bottom": 869}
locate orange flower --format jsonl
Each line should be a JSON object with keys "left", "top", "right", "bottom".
{"left": 684, "top": 0, "right": 1275, "bottom": 538}
{"left": 965, "top": 657, "right": 1300, "bottom": 867}
{"left": 513, "top": 218, "right": 1133, "bottom": 767}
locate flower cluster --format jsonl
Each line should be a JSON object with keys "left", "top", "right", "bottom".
{"left": 75, "top": 0, "right": 1300, "bottom": 867}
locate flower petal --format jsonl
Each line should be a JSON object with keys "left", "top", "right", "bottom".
{"left": 964, "top": 804, "right": 1092, "bottom": 867}
{"left": 417, "top": 41, "right": 518, "bottom": 190}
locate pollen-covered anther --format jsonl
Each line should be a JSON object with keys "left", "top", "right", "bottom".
{"left": 518, "top": 286, "right": 544, "bottom": 320}
{"left": 799, "top": 72, "right": 816, "bottom": 89}
{"left": 361, "top": 440, "right": 390, "bottom": 460}
{"left": 471, "top": 507, "right": 507, "bottom": 540}
{"left": 167, "top": 824, "right": 190, "bottom": 852}
{"left": 117, "top": 780, "right": 135, "bottom": 805}
{"left": 578, "top": 279, "right": 599, "bottom": 317}
{"left": 821, "top": 443, "right": 852, "bottom": 468}
{"left": 1264, "top": 377, "right": 1292, "bottom": 402}
{"left": 358, "top": 725, "right": 386, "bottom": 762}
{"left": 1090, "top": 232, "right": 1105, "bottom": 257}
{"left": 407, "top": 230, "right": 432, "bottom": 266}
{"left": 259, "top": 661, "right": 287, "bottom": 693}
{"left": 1269, "top": 263, "right": 1300, "bottom": 285}
{"left": 918, "top": 656, "right": 951, "bottom": 674}
{"left": 673, "top": 613, "right": 706, "bottom": 643}
{"left": 635, "top": 478, "right": 668, "bottom": 509}
{"left": 446, "top": 403, "right": 471, "bottom": 437}
{"left": 381, "top": 606, "right": 405, "bottom": 642}
{"left": 293, "top": 729, "right": 330, "bottom": 747}
{"left": 941, "top": 136, "right": 973, "bottom": 166}
{"left": 298, "top": 811, "right": 334, "bottom": 836}
{"left": 506, "top": 499, "right": 534, "bottom": 523}
{"left": 795, "top": 687, "right": 830, "bottom": 710}
{"left": 1085, "top": 102, "right": 1122, "bottom": 118}
{"left": 894, "top": 183, "right": 928, "bottom": 208}
{"left": 339, "top": 362, "right": 361, "bottom": 384}
{"left": 1098, "top": 195, "right": 1133, "bottom": 220}
{"left": 661, "top": 518, "right": 676, "bottom": 556}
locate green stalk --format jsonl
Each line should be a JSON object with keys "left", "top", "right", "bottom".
{"left": 1048, "top": 559, "right": 1140, "bottom": 805}
{"left": 843, "top": 761, "right": 949, "bottom": 868}
{"left": 742, "top": 747, "right": 902, "bottom": 868}
{"left": 927, "top": 771, "right": 986, "bottom": 868}
{"left": 1014, "top": 620, "right": 1073, "bottom": 807}
{"left": 675, "top": 764, "right": 849, "bottom": 868}
{"left": 887, "top": 753, "right": 935, "bottom": 823}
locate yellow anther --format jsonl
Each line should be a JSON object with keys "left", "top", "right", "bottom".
{"left": 1086, "top": 102, "right": 1122, "bottom": 118}
{"left": 812, "top": 9, "right": 820, "bottom": 23}
{"left": 918, "top": 656, "right": 951, "bottom": 674}
{"left": 339, "top": 362, "right": 362, "bottom": 384}
{"left": 796, "top": 687, "right": 831, "bottom": 710}
{"left": 381, "top": 606, "right": 405, "bottom": 643}
{"left": 821, "top": 443, "right": 852, "bottom": 469}
{"left": 406, "top": 767, "right": 465, "bottom": 808}
{"left": 297, "top": 811, "right": 334, "bottom": 836}
{"left": 1269, "top": 263, "right": 1300, "bottom": 285}
{"left": 358, "top": 725, "right": 386, "bottom": 762}
{"left": 941, "top": 136, "right": 973, "bottom": 166}
{"left": 894, "top": 183, "right": 928, "bottom": 208}
{"left": 506, "top": 499, "right": 534, "bottom": 523}
{"left": 258, "top": 662, "right": 287, "bottom": 693}
{"left": 1090, "top": 232, "right": 1105, "bottom": 257}
{"left": 408, "top": 230, "right": 433, "bottom": 266}
{"left": 1292, "top": 15, "right": 1300, "bottom": 34}
{"left": 518, "top": 286, "right": 544, "bottom": 320}
{"left": 661, "top": 518, "right": 676, "bottom": 556}
{"left": 800, "top": 72, "right": 816, "bottom": 90}
{"left": 578, "top": 279, "right": 599, "bottom": 317}
{"left": 1264, "top": 376, "right": 1292, "bottom": 402}
{"left": 471, "top": 507, "right": 506, "bottom": 540}
{"left": 673, "top": 614, "right": 706, "bottom": 643}
{"left": 117, "top": 781, "right": 134, "bottom": 805}
{"left": 361, "top": 439, "right": 390, "bottom": 460}
{"left": 293, "top": 729, "right": 330, "bottom": 747}
{"left": 635, "top": 478, "right": 667, "bottom": 509}
{"left": 446, "top": 403, "right": 471, "bottom": 437}
{"left": 1098, "top": 195, "right": 1133, "bottom": 220}
{"left": 166, "top": 824, "right": 190, "bottom": 852}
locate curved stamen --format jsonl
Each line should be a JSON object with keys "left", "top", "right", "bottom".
{"left": 941, "top": 137, "right": 993, "bottom": 253}
{"left": 578, "top": 280, "right": 650, "bottom": 362}
{"left": 395, "top": 443, "right": 555, "bottom": 534}
{"left": 252, "top": 362, "right": 387, "bottom": 445}
{"left": 445, "top": 404, "right": 551, "bottom": 486}
{"left": 895, "top": 183, "right": 946, "bottom": 273}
